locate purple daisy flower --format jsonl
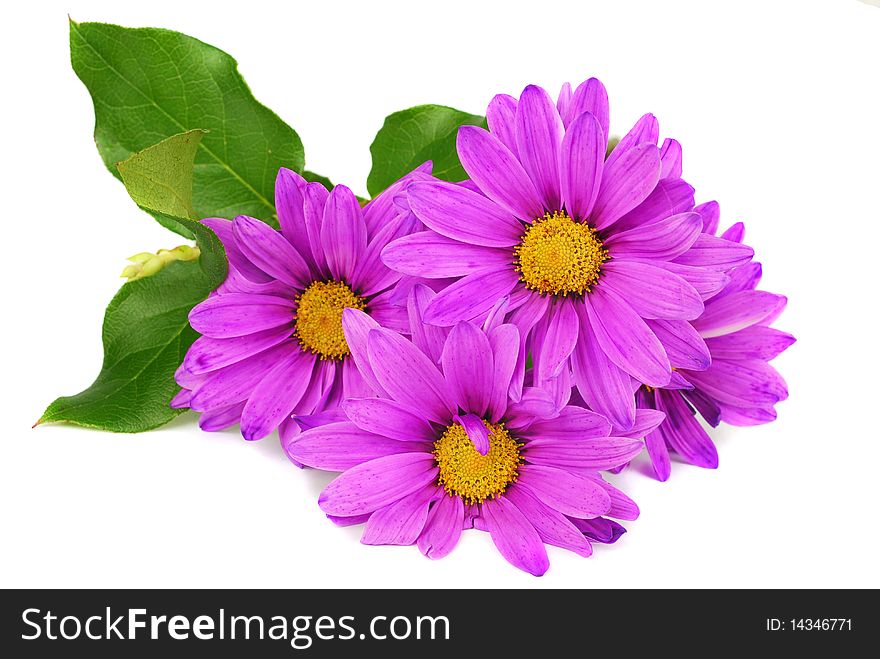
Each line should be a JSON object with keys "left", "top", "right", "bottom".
{"left": 171, "top": 166, "right": 429, "bottom": 443}
{"left": 382, "top": 78, "right": 753, "bottom": 431}
{"left": 635, "top": 216, "right": 793, "bottom": 480}
{"left": 286, "top": 308, "right": 655, "bottom": 576}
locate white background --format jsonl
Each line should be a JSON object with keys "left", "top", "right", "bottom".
{"left": 2, "top": 0, "right": 878, "bottom": 588}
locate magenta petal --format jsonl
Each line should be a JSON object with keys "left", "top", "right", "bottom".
{"left": 487, "top": 324, "right": 519, "bottom": 423}
{"left": 591, "top": 143, "right": 661, "bottom": 230}
{"left": 645, "top": 428, "right": 671, "bottom": 481}
{"left": 286, "top": 422, "right": 429, "bottom": 470}
{"left": 654, "top": 261, "right": 731, "bottom": 301}
{"left": 504, "top": 387, "right": 559, "bottom": 430}
{"left": 406, "top": 180, "right": 524, "bottom": 247}
{"left": 606, "top": 211, "right": 702, "bottom": 261}
{"left": 423, "top": 267, "right": 520, "bottom": 326}
{"left": 417, "top": 494, "right": 465, "bottom": 559}
{"left": 659, "top": 138, "right": 683, "bottom": 179}
{"left": 693, "top": 290, "right": 787, "bottom": 338}
{"left": 341, "top": 309, "right": 385, "bottom": 396}
{"left": 457, "top": 125, "right": 544, "bottom": 221}
{"left": 605, "top": 113, "right": 660, "bottom": 169}
{"left": 721, "top": 222, "right": 745, "bottom": 243}
{"left": 456, "top": 412, "right": 491, "bottom": 456}
{"left": 318, "top": 453, "right": 438, "bottom": 516}
{"left": 587, "top": 475, "right": 640, "bottom": 520}
{"left": 517, "top": 465, "right": 611, "bottom": 518}
{"left": 183, "top": 325, "right": 293, "bottom": 375}
{"left": 585, "top": 287, "right": 672, "bottom": 387}
{"left": 716, "top": 262, "right": 763, "bottom": 298}
{"left": 617, "top": 408, "right": 666, "bottom": 438}
{"left": 515, "top": 84, "right": 564, "bottom": 209}
{"left": 481, "top": 496, "right": 549, "bottom": 576}
{"left": 505, "top": 486, "right": 592, "bottom": 557}
{"left": 189, "top": 293, "right": 293, "bottom": 339}
{"left": 382, "top": 232, "right": 511, "bottom": 278}
{"left": 685, "top": 359, "right": 787, "bottom": 408}
{"left": 524, "top": 436, "right": 644, "bottom": 471}
{"left": 442, "top": 321, "right": 493, "bottom": 416}
{"left": 321, "top": 184, "right": 367, "bottom": 282}
{"left": 275, "top": 168, "right": 312, "bottom": 265}
{"left": 674, "top": 234, "right": 754, "bottom": 271}
{"left": 705, "top": 326, "right": 796, "bottom": 361}
{"left": 569, "top": 78, "right": 609, "bottom": 140}
{"left": 170, "top": 388, "right": 192, "bottom": 409}
{"left": 351, "top": 212, "right": 415, "bottom": 296}
{"left": 571, "top": 303, "right": 636, "bottom": 430}
{"left": 601, "top": 261, "right": 703, "bottom": 320}
{"left": 367, "top": 328, "right": 455, "bottom": 424}
{"left": 613, "top": 178, "right": 696, "bottom": 233}
{"left": 696, "top": 200, "right": 721, "bottom": 235}
{"left": 486, "top": 93, "right": 519, "bottom": 155}
{"left": 342, "top": 398, "right": 436, "bottom": 442}
{"left": 233, "top": 215, "right": 310, "bottom": 288}
{"left": 198, "top": 401, "right": 245, "bottom": 432}
{"left": 556, "top": 82, "right": 572, "bottom": 125}
{"left": 536, "top": 298, "right": 578, "bottom": 383}
{"left": 342, "top": 358, "right": 374, "bottom": 400}
{"left": 646, "top": 319, "right": 711, "bottom": 371}
{"left": 201, "top": 217, "right": 273, "bottom": 284}
{"left": 365, "top": 289, "right": 410, "bottom": 334}
{"left": 302, "top": 182, "right": 330, "bottom": 276}
{"left": 240, "top": 350, "right": 315, "bottom": 440}
{"left": 406, "top": 284, "right": 449, "bottom": 364}
{"left": 519, "top": 405, "right": 612, "bottom": 441}
{"left": 655, "top": 390, "right": 718, "bottom": 469}
{"left": 560, "top": 111, "right": 605, "bottom": 222}
{"left": 361, "top": 485, "right": 439, "bottom": 546}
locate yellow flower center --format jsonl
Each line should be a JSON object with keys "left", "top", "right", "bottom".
{"left": 433, "top": 420, "right": 522, "bottom": 504}
{"left": 294, "top": 280, "right": 366, "bottom": 360}
{"left": 514, "top": 210, "right": 609, "bottom": 296}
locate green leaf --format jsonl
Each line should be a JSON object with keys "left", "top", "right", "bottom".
{"left": 302, "top": 170, "right": 333, "bottom": 191}
{"left": 367, "top": 104, "right": 487, "bottom": 197}
{"left": 39, "top": 134, "right": 228, "bottom": 432}
{"left": 70, "top": 19, "right": 304, "bottom": 225}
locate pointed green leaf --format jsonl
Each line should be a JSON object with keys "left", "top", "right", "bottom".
{"left": 367, "top": 104, "right": 487, "bottom": 197}
{"left": 70, "top": 20, "right": 304, "bottom": 225}
{"left": 40, "top": 134, "right": 228, "bottom": 432}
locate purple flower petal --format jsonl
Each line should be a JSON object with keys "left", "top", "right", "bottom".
{"left": 693, "top": 290, "right": 787, "bottom": 338}
{"left": 505, "top": 486, "right": 592, "bottom": 557}
{"left": 515, "top": 84, "right": 564, "bottom": 210}
{"left": 613, "top": 178, "right": 696, "bottom": 232}
{"left": 381, "top": 232, "right": 511, "bottom": 278}
{"left": 233, "top": 215, "right": 311, "bottom": 288}
{"left": 705, "top": 326, "right": 796, "bottom": 361}
{"left": 189, "top": 342, "right": 299, "bottom": 412}
{"left": 504, "top": 387, "right": 559, "bottom": 430}
{"left": 406, "top": 284, "right": 449, "bottom": 364}
{"left": 585, "top": 287, "right": 672, "bottom": 387}
{"left": 646, "top": 319, "right": 711, "bottom": 371}
{"left": 362, "top": 164, "right": 433, "bottom": 238}
{"left": 721, "top": 221, "right": 745, "bottom": 243}
{"left": 606, "top": 211, "right": 702, "bottom": 261}
{"left": 569, "top": 78, "right": 609, "bottom": 139}
{"left": 655, "top": 390, "right": 718, "bottom": 469}
{"left": 486, "top": 93, "right": 519, "bottom": 155}
{"left": 601, "top": 261, "right": 703, "bottom": 320}
{"left": 342, "top": 398, "right": 437, "bottom": 442}
{"left": 361, "top": 485, "right": 439, "bottom": 546}
{"left": 645, "top": 426, "right": 672, "bottom": 481}
{"left": 718, "top": 403, "right": 778, "bottom": 426}
{"left": 560, "top": 111, "right": 605, "bottom": 222}
{"left": 198, "top": 401, "right": 246, "bottom": 432}
{"left": 517, "top": 464, "right": 611, "bottom": 518}
{"left": 659, "top": 138, "right": 683, "bottom": 179}
{"left": 524, "top": 435, "right": 644, "bottom": 471}
{"left": 585, "top": 475, "right": 640, "bottom": 520}
{"left": 189, "top": 294, "right": 294, "bottom": 339}
{"left": 653, "top": 261, "right": 731, "bottom": 301}
{"left": 240, "top": 350, "right": 315, "bottom": 441}
{"left": 481, "top": 496, "right": 549, "bottom": 576}
{"left": 456, "top": 412, "right": 491, "bottom": 456}
{"left": 571, "top": 517, "right": 626, "bottom": 544}
{"left": 456, "top": 125, "right": 544, "bottom": 221}
{"left": 442, "top": 321, "right": 493, "bottom": 416}
{"left": 350, "top": 211, "right": 416, "bottom": 296}
{"left": 591, "top": 143, "right": 661, "bottom": 230}
{"left": 183, "top": 325, "right": 293, "bottom": 375}
{"left": 556, "top": 82, "right": 572, "bottom": 125}
{"left": 535, "top": 298, "right": 579, "bottom": 384}
{"left": 201, "top": 217, "right": 273, "bottom": 284}
{"left": 318, "top": 452, "right": 439, "bottom": 516}
{"left": 406, "top": 180, "right": 524, "bottom": 247}
{"left": 275, "top": 168, "right": 316, "bottom": 274}
{"left": 303, "top": 182, "right": 330, "bottom": 277}
{"left": 716, "top": 262, "right": 763, "bottom": 298}
{"left": 519, "top": 405, "right": 612, "bottom": 441}
{"left": 487, "top": 324, "right": 519, "bottom": 423}
{"left": 674, "top": 234, "right": 754, "bottom": 271}
{"left": 341, "top": 308, "right": 385, "bottom": 396}
{"left": 367, "top": 328, "right": 455, "bottom": 424}
{"left": 342, "top": 357, "right": 374, "bottom": 399}
{"left": 423, "top": 267, "right": 520, "bottom": 326}
{"left": 366, "top": 289, "right": 410, "bottom": 334}
{"left": 321, "top": 184, "right": 367, "bottom": 282}
{"left": 170, "top": 388, "right": 192, "bottom": 409}
{"left": 417, "top": 494, "right": 465, "bottom": 559}
{"left": 605, "top": 113, "right": 659, "bottom": 169}
{"left": 684, "top": 359, "right": 788, "bottom": 408}
{"left": 696, "top": 200, "right": 720, "bottom": 235}
{"left": 616, "top": 408, "right": 666, "bottom": 438}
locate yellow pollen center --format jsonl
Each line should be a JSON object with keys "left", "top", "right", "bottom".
{"left": 294, "top": 280, "right": 366, "bottom": 360}
{"left": 433, "top": 420, "right": 522, "bottom": 504}
{"left": 514, "top": 210, "right": 609, "bottom": 296}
